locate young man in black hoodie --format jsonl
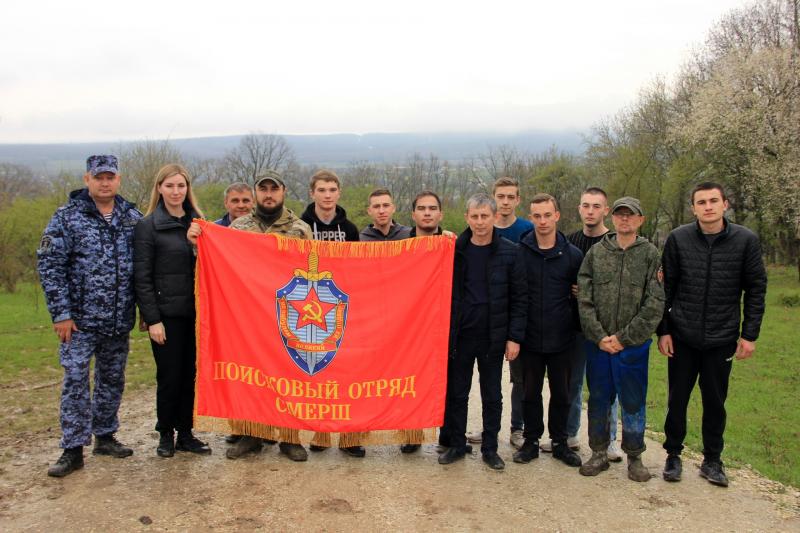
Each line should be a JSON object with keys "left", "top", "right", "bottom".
{"left": 301, "top": 170, "right": 360, "bottom": 242}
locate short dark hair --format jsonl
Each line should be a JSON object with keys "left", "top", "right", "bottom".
{"left": 412, "top": 190, "right": 442, "bottom": 210}
{"left": 530, "top": 193, "right": 559, "bottom": 211}
{"left": 310, "top": 169, "right": 341, "bottom": 190}
{"left": 582, "top": 186, "right": 607, "bottom": 199}
{"left": 368, "top": 188, "right": 393, "bottom": 204}
{"left": 691, "top": 182, "right": 727, "bottom": 204}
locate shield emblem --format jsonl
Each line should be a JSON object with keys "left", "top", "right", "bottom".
{"left": 276, "top": 251, "right": 348, "bottom": 376}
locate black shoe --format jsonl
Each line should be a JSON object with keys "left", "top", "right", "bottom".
{"left": 47, "top": 447, "right": 84, "bottom": 477}
{"left": 400, "top": 444, "right": 421, "bottom": 454}
{"left": 663, "top": 454, "right": 682, "bottom": 482}
{"left": 512, "top": 440, "right": 540, "bottom": 464}
{"left": 552, "top": 442, "right": 582, "bottom": 467}
{"left": 176, "top": 431, "right": 212, "bottom": 455}
{"left": 438, "top": 447, "right": 466, "bottom": 465}
{"left": 309, "top": 444, "right": 329, "bottom": 452}
{"left": 278, "top": 442, "right": 308, "bottom": 462}
{"left": 339, "top": 446, "right": 366, "bottom": 458}
{"left": 482, "top": 452, "right": 505, "bottom": 470}
{"left": 157, "top": 431, "right": 175, "bottom": 458}
{"left": 226, "top": 436, "right": 264, "bottom": 459}
{"left": 699, "top": 460, "right": 729, "bottom": 487}
{"left": 93, "top": 434, "right": 133, "bottom": 458}
{"left": 225, "top": 434, "right": 241, "bottom": 444}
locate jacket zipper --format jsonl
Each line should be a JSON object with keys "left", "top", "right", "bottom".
{"left": 700, "top": 239, "right": 713, "bottom": 346}
{"left": 615, "top": 249, "right": 625, "bottom": 336}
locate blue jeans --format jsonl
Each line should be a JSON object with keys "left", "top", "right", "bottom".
{"left": 585, "top": 340, "right": 651, "bottom": 455}
{"left": 566, "top": 333, "right": 619, "bottom": 440}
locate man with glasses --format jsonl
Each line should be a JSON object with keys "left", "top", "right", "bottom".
{"left": 577, "top": 197, "right": 664, "bottom": 482}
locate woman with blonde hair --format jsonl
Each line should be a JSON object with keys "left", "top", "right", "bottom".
{"left": 134, "top": 163, "right": 211, "bottom": 457}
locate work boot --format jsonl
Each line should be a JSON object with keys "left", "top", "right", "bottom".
{"left": 279, "top": 442, "right": 308, "bottom": 462}
{"left": 339, "top": 445, "right": 366, "bottom": 458}
{"left": 663, "top": 454, "right": 682, "bottom": 482}
{"left": 225, "top": 434, "right": 241, "bottom": 444}
{"left": 226, "top": 436, "right": 263, "bottom": 459}
{"left": 157, "top": 431, "right": 175, "bottom": 458}
{"left": 399, "top": 444, "right": 421, "bottom": 454}
{"left": 579, "top": 450, "right": 610, "bottom": 476}
{"left": 552, "top": 442, "right": 582, "bottom": 467}
{"left": 699, "top": 460, "right": 729, "bottom": 487}
{"left": 176, "top": 431, "right": 212, "bottom": 455}
{"left": 47, "top": 447, "right": 84, "bottom": 477}
{"left": 93, "top": 434, "right": 133, "bottom": 458}
{"left": 513, "top": 440, "right": 540, "bottom": 464}
{"left": 627, "top": 454, "right": 651, "bottom": 482}
{"left": 482, "top": 452, "right": 505, "bottom": 470}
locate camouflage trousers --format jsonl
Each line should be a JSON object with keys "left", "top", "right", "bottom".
{"left": 59, "top": 331, "right": 129, "bottom": 449}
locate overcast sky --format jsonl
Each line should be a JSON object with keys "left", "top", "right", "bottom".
{"left": 1, "top": 0, "right": 748, "bottom": 143}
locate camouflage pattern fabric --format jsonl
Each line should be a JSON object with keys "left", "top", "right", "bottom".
{"left": 578, "top": 233, "right": 665, "bottom": 347}
{"left": 37, "top": 187, "right": 141, "bottom": 449}
{"left": 230, "top": 207, "right": 312, "bottom": 239}
{"left": 59, "top": 331, "right": 129, "bottom": 448}
{"left": 86, "top": 154, "right": 119, "bottom": 175}
{"left": 37, "top": 188, "right": 142, "bottom": 335}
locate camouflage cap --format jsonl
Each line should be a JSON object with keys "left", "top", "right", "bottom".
{"left": 612, "top": 196, "right": 643, "bottom": 216}
{"left": 86, "top": 155, "right": 119, "bottom": 176}
{"left": 254, "top": 169, "right": 285, "bottom": 188}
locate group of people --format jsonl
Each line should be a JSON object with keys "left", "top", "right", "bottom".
{"left": 37, "top": 155, "right": 766, "bottom": 489}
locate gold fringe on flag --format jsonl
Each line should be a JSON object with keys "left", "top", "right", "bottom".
{"left": 194, "top": 414, "right": 438, "bottom": 446}
{"left": 274, "top": 234, "right": 453, "bottom": 258}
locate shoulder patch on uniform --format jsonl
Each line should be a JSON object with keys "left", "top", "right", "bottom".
{"left": 38, "top": 235, "right": 53, "bottom": 254}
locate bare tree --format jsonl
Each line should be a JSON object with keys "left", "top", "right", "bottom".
{"left": 0, "top": 163, "right": 47, "bottom": 207}
{"left": 117, "top": 139, "right": 185, "bottom": 209}
{"left": 224, "top": 133, "right": 296, "bottom": 186}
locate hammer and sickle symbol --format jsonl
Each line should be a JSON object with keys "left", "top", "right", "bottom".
{"left": 302, "top": 300, "right": 324, "bottom": 323}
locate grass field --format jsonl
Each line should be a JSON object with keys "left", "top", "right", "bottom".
{"left": 1, "top": 267, "right": 798, "bottom": 486}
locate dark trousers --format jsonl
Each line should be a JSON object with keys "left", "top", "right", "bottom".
{"left": 442, "top": 338, "right": 503, "bottom": 454}
{"left": 520, "top": 348, "right": 572, "bottom": 444}
{"left": 151, "top": 316, "right": 196, "bottom": 433}
{"left": 663, "top": 339, "right": 736, "bottom": 462}
{"left": 509, "top": 358, "right": 524, "bottom": 431}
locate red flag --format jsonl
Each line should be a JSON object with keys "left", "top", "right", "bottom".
{"left": 194, "top": 221, "right": 453, "bottom": 438}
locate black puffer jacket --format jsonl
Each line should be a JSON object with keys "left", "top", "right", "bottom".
{"left": 449, "top": 228, "right": 527, "bottom": 355}
{"left": 519, "top": 230, "right": 583, "bottom": 353}
{"left": 134, "top": 200, "right": 199, "bottom": 325}
{"left": 656, "top": 219, "right": 767, "bottom": 348}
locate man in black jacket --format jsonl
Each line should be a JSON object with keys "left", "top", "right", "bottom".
{"left": 513, "top": 194, "right": 583, "bottom": 467}
{"left": 658, "top": 182, "right": 767, "bottom": 487}
{"left": 439, "top": 194, "right": 527, "bottom": 470}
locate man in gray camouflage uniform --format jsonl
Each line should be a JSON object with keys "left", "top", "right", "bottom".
{"left": 37, "top": 155, "right": 142, "bottom": 477}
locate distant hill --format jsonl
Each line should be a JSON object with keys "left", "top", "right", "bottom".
{"left": 0, "top": 130, "right": 586, "bottom": 176}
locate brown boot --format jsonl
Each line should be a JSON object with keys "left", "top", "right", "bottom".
{"left": 627, "top": 454, "right": 651, "bottom": 482}
{"left": 579, "top": 450, "right": 609, "bottom": 476}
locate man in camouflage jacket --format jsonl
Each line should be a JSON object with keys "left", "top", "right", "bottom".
{"left": 37, "top": 155, "right": 142, "bottom": 477}
{"left": 189, "top": 170, "right": 312, "bottom": 461}
{"left": 577, "top": 197, "right": 664, "bottom": 482}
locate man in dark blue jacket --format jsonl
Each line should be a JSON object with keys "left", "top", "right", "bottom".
{"left": 37, "top": 155, "right": 142, "bottom": 477}
{"left": 658, "top": 182, "right": 767, "bottom": 487}
{"left": 439, "top": 193, "right": 527, "bottom": 470}
{"left": 513, "top": 194, "right": 583, "bottom": 467}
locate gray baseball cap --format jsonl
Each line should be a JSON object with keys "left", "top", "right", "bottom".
{"left": 254, "top": 169, "right": 285, "bottom": 188}
{"left": 612, "top": 196, "right": 643, "bottom": 216}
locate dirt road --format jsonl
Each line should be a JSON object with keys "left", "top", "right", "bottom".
{"left": 1, "top": 372, "right": 798, "bottom": 532}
